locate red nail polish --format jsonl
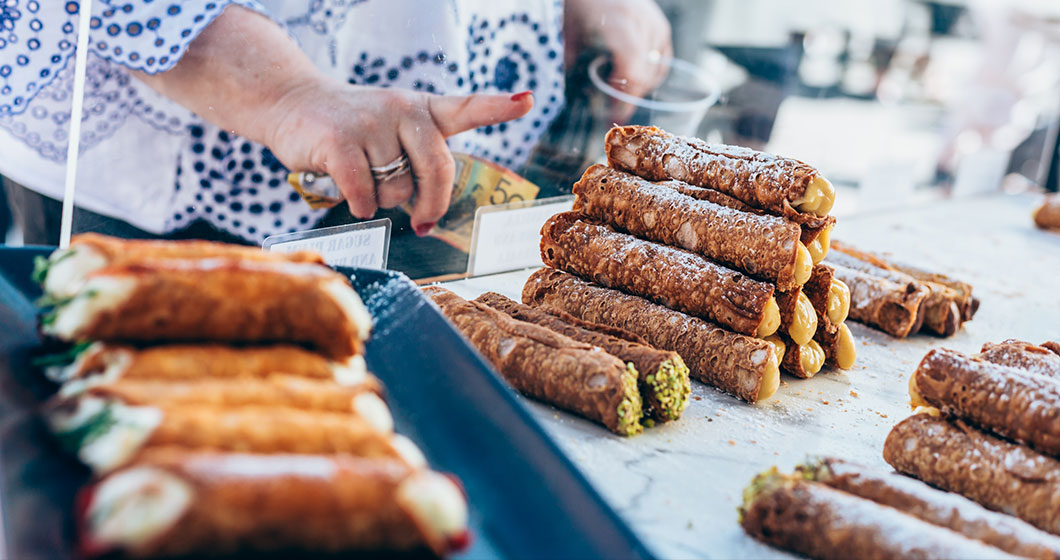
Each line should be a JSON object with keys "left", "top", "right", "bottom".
{"left": 414, "top": 222, "right": 435, "bottom": 236}
{"left": 510, "top": 90, "right": 532, "bottom": 102}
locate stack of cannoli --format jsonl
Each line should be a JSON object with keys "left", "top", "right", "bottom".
{"left": 885, "top": 340, "right": 1060, "bottom": 536}
{"left": 33, "top": 234, "right": 469, "bottom": 558}
{"left": 1034, "top": 193, "right": 1060, "bottom": 231}
{"left": 825, "top": 240, "right": 979, "bottom": 338}
{"left": 521, "top": 125, "right": 855, "bottom": 406}
{"left": 423, "top": 286, "right": 689, "bottom": 436}
{"left": 741, "top": 458, "right": 1060, "bottom": 559}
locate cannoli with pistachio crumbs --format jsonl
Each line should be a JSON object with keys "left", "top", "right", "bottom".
{"left": 826, "top": 252, "right": 929, "bottom": 338}
{"left": 424, "top": 287, "right": 643, "bottom": 436}
{"left": 39, "top": 259, "right": 371, "bottom": 360}
{"left": 540, "top": 211, "right": 780, "bottom": 337}
{"left": 979, "top": 339, "right": 1060, "bottom": 379}
{"left": 909, "top": 347, "right": 1060, "bottom": 456}
{"left": 739, "top": 468, "right": 1018, "bottom": 560}
{"left": 884, "top": 413, "right": 1060, "bottom": 536}
{"left": 474, "top": 292, "right": 689, "bottom": 423}
{"left": 798, "top": 456, "right": 1060, "bottom": 559}
{"left": 572, "top": 164, "right": 811, "bottom": 291}
{"left": 1034, "top": 194, "right": 1060, "bottom": 230}
{"left": 522, "top": 268, "right": 780, "bottom": 403}
{"left": 45, "top": 399, "right": 421, "bottom": 474}
{"left": 36, "top": 232, "right": 324, "bottom": 299}
{"left": 605, "top": 125, "right": 836, "bottom": 218}
{"left": 78, "top": 448, "right": 469, "bottom": 558}
{"left": 45, "top": 342, "right": 374, "bottom": 393}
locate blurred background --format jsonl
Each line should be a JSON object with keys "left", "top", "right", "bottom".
{"left": 5, "top": 0, "right": 1060, "bottom": 275}
{"left": 526, "top": 0, "right": 1060, "bottom": 217}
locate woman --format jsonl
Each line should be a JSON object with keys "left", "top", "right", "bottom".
{"left": 0, "top": 0, "right": 671, "bottom": 245}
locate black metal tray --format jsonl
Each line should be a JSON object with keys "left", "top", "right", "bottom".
{"left": 0, "top": 246, "right": 655, "bottom": 560}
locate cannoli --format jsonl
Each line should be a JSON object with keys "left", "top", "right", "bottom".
{"left": 44, "top": 342, "right": 374, "bottom": 392}
{"left": 739, "top": 468, "right": 1017, "bottom": 560}
{"left": 802, "top": 264, "right": 856, "bottom": 369}
{"left": 830, "top": 241, "right": 977, "bottom": 336}
{"left": 80, "top": 376, "right": 388, "bottom": 421}
{"left": 779, "top": 336, "right": 826, "bottom": 379}
{"left": 884, "top": 413, "right": 1060, "bottom": 536}
{"left": 540, "top": 211, "right": 781, "bottom": 337}
{"left": 826, "top": 252, "right": 929, "bottom": 338}
{"left": 776, "top": 289, "right": 818, "bottom": 346}
{"left": 572, "top": 164, "right": 812, "bottom": 291}
{"left": 1046, "top": 341, "right": 1060, "bottom": 357}
{"left": 798, "top": 456, "right": 1060, "bottom": 559}
{"left": 474, "top": 292, "right": 690, "bottom": 423}
{"left": 979, "top": 339, "right": 1060, "bottom": 379}
{"left": 39, "top": 260, "right": 372, "bottom": 360}
{"left": 46, "top": 398, "right": 422, "bottom": 474}
{"left": 657, "top": 175, "right": 835, "bottom": 263}
{"left": 605, "top": 125, "right": 836, "bottom": 218}
{"left": 522, "top": 268, "right": 780, "bottom": 403}
{"left": 1034, "top": 194, "right": 1060, "bottom": 230}
{"left": 424, "top": 287, "right": 643, "bottom": 436}
{"left": 909, "top": 347, "right": 1060, "bottom": 456}
{"left": 79, "top": 448, "right": 468, "bottom": 558}
{"left": 36, "top": 233, "right": 324, "bottom": 299}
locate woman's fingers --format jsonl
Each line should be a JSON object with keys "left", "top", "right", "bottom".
{"left": 364, "top": 128, "right": 414, "bottom": 210}
{"left": 398, "top": 115, "right": 456, "bottom": 235}
{"left": 327, "top": 148, "right": 377, "bottom": 219}
{"left": 428, "top": 92, "right": 534, "bottom": 138}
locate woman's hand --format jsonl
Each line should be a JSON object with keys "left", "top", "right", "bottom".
{"left": 564, "top": 0, "right": 673, "bottom": 98}
{"left": 263, "top": 82, "right": 533, "bottom": 234}
{"left": 135, "top": 6, "right": 533, "bottom": 235}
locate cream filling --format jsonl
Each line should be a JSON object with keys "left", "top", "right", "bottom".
{"left": 50, "top": 397, "right": 161, "bottom": 474}
{"left": 787, "top": 292, "right": 818, "bottom": 346}
{"left": 352, "top": 393, "right": 394, "bottom": 433}
{"left": 833, "top": 323, "right": 857, "bottom": 370}
{"left": 43, "top": 341, "right": 106, "bottom": 384}
{"left": 793, "top": 176, "right": 836, "bottom": 216}
{"left": 756, "top": 298, "right": 781, "bottom": 338}
{"left": 58, "top": 346, "right": 133, "bottom": 398}
{"left": 908, "top": 373, "right": 928, "bottom": 410}
{"left": 391, "top": 434, "right": 427, "bottom": 469}
{"left": 44, "top": 277, "right": 136, "bottom": 340}
{"left": 323, "top": 279, "right": 374, "bottom": 342}
{"left": 43, "top": 246, "right": 109, "bottom": 299}
{"left": 396, "top": 470, "right": 468, "bottom": 548}
{"left": 793, "top": 243, "right": 813, "bottom": 286}
{"left": 827, "top": 279, "right": 851, "bottom": 325}
{"left": 763, "top": 335, "right": 786, "bottom": 365}
{"left": 89, "top": 467, "right": 192, "bottom": 550}
{"left": 807, "top": 224, "right": 834, "bottom": 265}
{"left": 331, "top": 355, "right": 369, "bottom": 386}
{"left": 800, "top": 340, "right": 826, "bottom": 376}
{"left": 757, "top": 351, "right": 781, "bottom": 401}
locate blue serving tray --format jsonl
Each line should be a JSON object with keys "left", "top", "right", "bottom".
{"left": 0, "top": 246, "right": 655, "bottom": 560}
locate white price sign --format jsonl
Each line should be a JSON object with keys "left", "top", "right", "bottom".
{"left": 466, "top": 195, "right": 574, "bottom": 277}
{"left": 263, "top": 219, "right": 391, "bottom": 270}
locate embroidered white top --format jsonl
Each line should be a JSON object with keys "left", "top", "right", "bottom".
{"left": 0, "top": 0, "right": 565, "bottom": 242}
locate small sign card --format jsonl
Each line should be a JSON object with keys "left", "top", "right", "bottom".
{"left": 263, "top": 218, "right": 391, "bottom": 270}
{"left": 466, "top": 195, "right": 574, "bottom": 277}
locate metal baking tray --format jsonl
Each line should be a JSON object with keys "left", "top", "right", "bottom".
{"left": 0, "top": 246, "right": 654, "bottom": 560}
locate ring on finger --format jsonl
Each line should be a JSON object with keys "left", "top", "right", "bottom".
{"left": 371, "top": 153, "right": 412, "bottom": 184}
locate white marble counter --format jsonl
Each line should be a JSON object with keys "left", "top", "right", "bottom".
{"left": 443, "top": 192, "right": 1060, "bottom": 559}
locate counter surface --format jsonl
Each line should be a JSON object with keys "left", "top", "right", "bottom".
{"left": 442, "top": 192, "right": 1060, "bottom": 559}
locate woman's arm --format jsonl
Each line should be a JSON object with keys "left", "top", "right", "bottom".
{"left": 135, "top": 6, "right": 533, "bottom": 233}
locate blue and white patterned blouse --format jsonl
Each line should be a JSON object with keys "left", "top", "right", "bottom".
{"left": 0, "top": 0, "right": 565, "bottom": 242}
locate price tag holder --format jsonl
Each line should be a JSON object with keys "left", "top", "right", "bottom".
{"left": 263, "top": 218, "right": 391, "bottom": 270}
{"left": 466, "top": 195, "right": 574, "bottom": 277}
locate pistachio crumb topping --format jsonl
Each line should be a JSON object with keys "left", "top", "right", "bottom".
{"left": 738, "top": 467, "right": 791, "bottom": 523}
{"left": 616, "top": 363, "right": 643, "bottom": 436}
